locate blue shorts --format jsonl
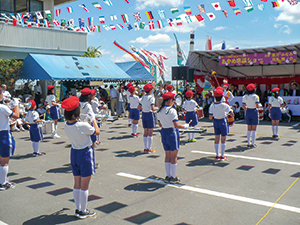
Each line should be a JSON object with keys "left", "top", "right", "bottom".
{"left": 50, "top": 105, "right": 59, "bottom": 120}
{"left": 142, "top": 112, "right": 155, "bottom": 129}
{"left": 90, "top": 122, "right": 101, "bottom": 143}
{"left": 213, "top": 118, "right": 229, "bottom": 136}
{"left": 160, "top": 128, "right": 180, "bottom": 151}
{"left": 127, "top": 103, "right": 130, "bottom": 111}
{"left": 0, "top": 130, "right": 15, "bottom": 157}
{"left": 29, "top": 124, "right": 43, "bottom": 142}
{"left": 130, "top": 108, "right": 140, "bottom": 121}
{"left": 71, "top": 146, "right": 95, "bottom": 177}
{"left": 245, "top": 108, "right": 258, "bottom": 125}
{"left": 185, "top": 111, "right": 198, "bottom": 127}
{"left": 271, "top": 107, "right": 281, "bottom": 120}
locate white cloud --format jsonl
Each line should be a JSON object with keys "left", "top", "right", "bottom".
{"left": 280, "top": 25, "right": 292, "bottom": 34}
{"left": 101, "top": 49, "right": 112, "bottom": 55}
{"left": 135, "top": 0, "right": 184, "bottom": 10}
{"left": 274, "top": 23, "right": 281, "bottom": 28}
{"left": 114, "top": 53, "right": 137, "bottom": 63}
{"left": 213, "top": 26, "right": 227, "bottom": 31}
{"left": 275, "top": 1, "right": 300, "bottom": 24}
{"left": 130, "top": 34, "right": 172, "bottom": 44}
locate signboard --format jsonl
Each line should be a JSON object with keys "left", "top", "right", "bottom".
{"left": 219, "top": 51, "right": 297, "bottom": 66}
{"left": 90, "top": 81, "right": 103, "bottom": 86}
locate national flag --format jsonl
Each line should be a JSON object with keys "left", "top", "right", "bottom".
{"left": 79, "top": 4, "right": 89, "bottom": 12}
{"left": 221, "top": 41, "right": 226, "bottom": 50}
{"left": 125, "top": 0, "right": 129, "bottom": 3}
{"left": 288, "top": 0, "right": 298, "bottom": 4}
{"left": 184, "top": 6, "right": 192, "bottom": 15}
{"left": 206, "top": 12, "right": 216, "bottom": 21}
{"left": 86, "top": 26, "right": 91, "bottom": 32}
{"left": 27, "top": 12, "right": 34, "bottom": 22}
{"left": 157, "top": 20, "right": 164, "bottom": 28}
{"left": 27, "top": 23, "right": 32, "bottom": 27}
{"left": 244, "top": 6, "right": 254, "bottom": 11}
{"left": 197, "top": 4, "right": 206, "bottom": 13}
{"left": 13, "top": 18, "right": 17, "bottom": 26}
{"left": 243, "top": 0, "right": 253, "bottom": 6}
{"left": 149, "top": 20, "right": 155, "bottom": 29}
{"left": 1, "top": 13, "right": 10, "bottom": 20}
{"left": 17, "top": 13, "right": 25, "bottom": 27}
{"left": 133, "top": 12, "right": 141, "bottom": 21}
{"left": 99, "top": 16, "right": 105, "bottom": 24}
{"left": 170, "top": 8, "right": 179, "bottom": 14}
{"left": 117, "top": 24, "right": 124, "bottom": 29}
{"left": 74, "top": 27, "right": 81, "bottom": 31}
{"left": 157, "top": 9, "right": 165, "bottom": 19}
{"left": 92, "top": 2, "right": 102, "bottom": 10}
{"left": 43, "top": 19, "right": 50, "bottom": 27}
{"left": 271, "top": 1, "right": 280, "bottom": 7}
{"left": 110, "top": 15, "right": 117, "bottom": 20}
{"left": 174, "top": 33, "right": 184, "bottom": 66}
{"left": 60, "top": 18, "right": 66, "bottom": 26}
{"left": 227, "top": 0, "right": 236, "bottom": 7}
{"left": 88, "top": 17, "right": 93, "bottom": 27}
{"left": 257, "top": 3, "right": 265, "bottom": 9}
{"left": 9, "top": 13, "right": 16, "bottom": 19}
{"left": 205, "top": 35, "right": 212, "bottom": 50}
{"left": 90, "top": 26, "right": 96, "bottom": 32}
{"left": 134, "top": 22, "right": 139, "bottom": 30}
{"left": 126, "top": 23, "right": 133, "bottom": 30}
{"left": 35, "top": 11, "right": 43, "bottom": 20}
{"left": 103, "top": 25, "right": 110, "bottom": 31}
{"left": 97, "top": 25, "right": 101, "bottom": 32}
{"left": 139, "top": 22, "right": 145, "bottom": 29}
{"left": 67, "top": 7, "right": 73, "bottom": 13}
{"left": 110, "top": 25, "right": 116, "bottom": 30}
{"left": 56, "top": 9, "right": 61, "bottom": 17}
{"left": 195, "top": 14, "right": 204, "bottom": 22}
{"left": 233, "top": 8, "right": 242, "bottom": 15}
{"left": 78, "top": 18, "right": 85, "bottom": 28}
{"left": 103, "top": 0, "right": 113, "bottom": 6}
{"left": 222, "top": 10, "right": 229, "bottom": 18}
{"left": 121, "top": 14, "right": 129, "bottom": 23}
{"left": 36, "top": 22, "right": 40, "bottom": 28}
{"left": 212, "top": 2, "right": 222, "bottom": 10}
{"left": 68, "top": 19, "right": 74, "bottom": 27}
{"left": 261, "top": 0, "right": 268, "bottom": 2}
{"left": 185, "top": 16, "right": 192, "bottom": 23}
{"left": 145, "top": 11, "right": 153, "bottom": 20}
{"left": 167, "top": 18, "right": 174, "bottom": 26}
{"left": 175, "top": 17, "right": 182, "bottom": 26}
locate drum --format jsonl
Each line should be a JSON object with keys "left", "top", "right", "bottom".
{"left": 227, "top": 114, "right": 234, "bottom": 126}
{"left": 258, "top": 108, "right": 264, "bottom": 120}
{"left": 42, "top": 121, "right": 54, "bottom": 134}
{"left": 196, "top": 107, "right": 204, "bottom": 119}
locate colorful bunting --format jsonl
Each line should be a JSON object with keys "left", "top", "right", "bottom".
{"left": 157, "top": 20, "right": 164, "bottom": 28}
{"left": 133, "top": 12, "right": 141, "bottom": 21}
{"left": 223, "top": 10, "right": 229, "bottom": 18}
{"left": 157, "top": 9, "right": 165, "bottom": 19}
{"left": 61, "top": 18, "right": 66, "bottom": 26}
{"left": 88, "top": 17, "right": 93, "bottom": 26}
{"left": 78, "top": 18, "right": 84, "bottom": 28}
{"left": 195, "top": 14, "right": 204, "bottom": 22}
{"left": 126, "top": 23, "right": 133, "bottom": 30}
{"left": 271, "top": 1, "right": 280, "bottom": 7}
{"left": 67, "top": 7, "right": 73, "bottom": 13}
{"left": 243, "top": 0, "right": 253, "bottom": 6}
{"left": 244, "top": 6, "right": 254, "bottom": 11}
{"left": 117, "top": 24, "right": 124, "bottom": 29}
{"left": 86, "top": 26, "right": 91, "bottom": 32}
{"left": 125, "top": 0, "right": 129, "bottom": 3}
{"left": 167, "top": 18, "right": 174, "bottom": 26}
{"left": 121, "top": 14, "right": 129, "bottom": 23}
{"left": 227, "top": 0, "right": 236, "bottom": 7}
{"left": 92, "top": 2, "right": 102, "bottom": 10}
{"left": 185, "top": 16, "right": 192, "bottom": 23}
{"left": 288, "top": 0, "right": 298, "bottom": 5}
{"left": 55, "top": 9, "right": 61, "bottom": 17}
{"left": 197, "top": 4, "right": 206, "bottom": 13}
{"left": 184, "top": 6, "right": 192, "bottom": 15}
{"left": 17, "top": 13, "right": 25, "bottom": 27}
{"left": 139, "top": 22, "right": 145, "bottom": 29}
{"left": 103, "top": 25, "right": 110, "bottom": 31}
{"left": 110, "top": 25, "right": 116, "bottom": 30}
{"left": 43, "top": 19, "right": 50, "bottom": 27}
{"left": 206, "top": 12, "right": 216, "bottom": 21}
{"left": 134, "top": 22, "right": 139, "bottom": 30}
{"left": 170, "top": 8, "right": 179, "bottom": 14}
{"left": 26, "top": 12, "right": 34, "bottom": 22}
{"left": 79, "top": 4, "right": 89, "bottom": 12}
{"left": 175, "top": 17, "right": 182, "bottom": 26}
{"left": 45, "top": 10, "right": 52, "bottom": 21}
{"left": 97, "top": 25, "right": 101, "bottom": 32}
{"left": 35, "top": 12, "right": 43, "bottom": 20}
{"left": 13, "top": 18, "right": 17, "bottom": 26}
{"left": 103, "top": 0, "right": 113, "bottom": 6}
{"left": 212, "top": 2, "right": 222, "bottom": 10}
{"left": 145, "top": 11, "right": 154, "bottom": 20}
{"left": 99, "top": 16, "right": 105, "bottom": 24}
{"left": 68, "top": 19, "right": 74, "bottom": 27}
{"left": 149, "top": 20, "right": 155, "bottom": 29}
{"left": 257, "top": 3, "right": 265, "bottom": 9}
{"left": 261, "top": 0, "right": 268, "bottom": 2}
{"left": 110, "top": 15, "right": 117, "bottom": 20}
{"left": 233, "top": 8, "right": 242, "bottom": 15}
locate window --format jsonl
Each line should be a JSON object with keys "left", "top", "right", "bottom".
{"left": 30, "top": 0, "right": 43, "bottom": 12}
{"left": 0, "top": 0, "right": 14, "bottom": 13}
{"left": 15, "top": 0, "right": 27, "bottom": 13}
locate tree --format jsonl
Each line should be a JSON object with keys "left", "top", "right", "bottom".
{"left": 83, "top": 46, "right": 102, "bottom": 58}
{"left": 0, "top": 58, "right": 23, "bottom": 93}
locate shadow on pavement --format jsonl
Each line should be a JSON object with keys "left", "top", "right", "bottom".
{"left": 47, "top": 164, "right": 72, "bottom": 174}
{"left": 11, "top": 153, "right": 35, "bottom": 160}
{"left": 23, "top": 208, "right": 77, "bottom": 225}
{"left": 124, "top": 182, "right": 165, "bottom": 192}
{"left": 226, "top": 145, "right": 251, "bottom": 152}
{"left": 108, "top": 135, "right": 134, "bottom": 140}
{"left": 186, "top": 157, "right": 215, "bottom": 167}
{"left": 256, "top": 136, "right": 279, "bottom": 141}
{"left": 115, "top": 150, "right": 146, "bottom": 158}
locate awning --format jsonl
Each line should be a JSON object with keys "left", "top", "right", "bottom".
{"left": 187, "top": 43, "right": 300, "bottom": 78}
{"left": 19, "top": 54, "right": 131, "bottom": 81}
{"left": 116, "top": 61, "right": 155, "bottom": 81}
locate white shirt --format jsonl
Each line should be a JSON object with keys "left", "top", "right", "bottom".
{"left": 242, "top": 94, "right": 260, "bottom": 109}
{"left": 109, "top": 88, "right": 118, "bottom": 98}
{"left": 24, "top": 110, "right": 39, "bottom": 124}
{"left": 3, "top": 90, "right": 11, "bottom": 99}
{"left": 125, "top": 90, "right": 131, "bottom": 103}
{"left": 139, "top": 95, "right": 155, "bottom": 112}
{"left": 209, "top": 102, "right": 232, "bottom": 119}
{"left": 64, "top": 121, "right": 95, "bottom": 149}
{"left": 269, "top": 96, "right": 283, "bottom": 107}
{"left": 157, "top": 106, "right": 178, "bottom": 128}
{"left": 34, "top": 85, "right": 42, "bottom": 95}
{"left": 79, "top": 102, "right": 95, "bottom": 122}
{"left": 91, "top": 99, "right": 100, "bottom": 114}
{"left": 46, "top": 95, "right": 56, "bottom": 107}
{"left": 182, "top": 99, "right": 198, "bottom": 112}
{"left": 128, "top": 95, "right": 140, "bottom": 109}
{"left": 0, "top": 104, "right": 13, "bottom": 131}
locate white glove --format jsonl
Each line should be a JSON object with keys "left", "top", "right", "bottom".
{"left": 184, "top": 124, "right": 189, "bottom": 129}
{"left": 12, "top": 98, "right": 19, "bottom": 107}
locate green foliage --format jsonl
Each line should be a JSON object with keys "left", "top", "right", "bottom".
{"left": 0, "top": 57, "right": 23, "bottom": 93}
{"left": 83, "top": 46, "right": 102, "bottom": 58}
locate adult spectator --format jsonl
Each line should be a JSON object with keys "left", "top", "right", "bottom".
{"left": 34, "top": 81, "right": 43, "bottom": 105}
{"left": 155, "top": 84, "right": 164, "bottom": 107}
{"left": 117, "top": 86, "right": 126, "bottom": 117}
{"left": 23, "top": 82, "right": 32, "bottom": 101}
{"left": 238, "top": 85, "right": 247, "bottom": 96}
{"left": 254, "top": 83, "right": 262, "bottom": 100}
{"left": 230, "top": 84, "right": 237, "bottom": 96}
{"left": 1, "top": 84, "right": 11, "bottom": 99}
{"left": 203, "top": 93, "right": 212, "bottom": 117}
{"left": 99, "top": 86, "right": 108, "bottom": 102}
{"left": 288, "top": 83, "right": 300, "bottom": 96}
{"left": 279, "top": 83, "right": 288, "bottom": 97}
{"left": 135, "top": 82, "right": 141, "bottom": 96}
{"left": 263, "top": 85, "right": 272, "bottom": 104}
{"left": 108, "top": 85, "right": 118, "bottom": 116}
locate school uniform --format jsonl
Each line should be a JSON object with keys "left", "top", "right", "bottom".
{"left": 209, "top": 102, "right": 232, "bottom": 136}
{"left": 139, "top": 94, "right": 156, "bottom": 129}
{"left": 46, "top": 95, "right": 59, "bottom": 120}
{"left": 80, "top": 102, "right": 97, "bottom": 143}
{"left": 182, "top": 99, "right": 199, "bottom": 127}
{"left": 269, "top": 96, "right": 283, "bottom": 120}
{"left": 242, "top": 94, "right": 260, "bottom": 125}
{"left": 128, "top": 95, "right": 140, "bottom": 121}
{"left": 25, "top": 110, "right": 43, "bottom": 142}
{"left": 0, "top": 105, "right": 15, "bottom": 158}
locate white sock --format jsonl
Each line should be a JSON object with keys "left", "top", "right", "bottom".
{"left": 143, "top": 137, "right": 148, "bottom": 149}
{"left": 188, "top": 133, "right": 191, "bottom": 139}
{"left": 80, "top": 190, "right": 89, "bottom": 212}
{"left": 247, "top": 131, "right": 251, "bottom": 145}
{"left": 147, "top": 136, "right": 153, "bottom": 150}
{"left": 275, "top": 126, "right": 278, "bottom": 135}
{"left": 165, "top": 162, "right": 171, "bottom": 177}
{"left": 221, "top": 143, "right": 226, "bottom": 157}
{"left": 192, "top": 133, "right": 195, "bottom": 140}
{"left": 0, "top": 166, "right": 8, "bottom": 185}
{"left": 252, "top": 131, "right": 256, "bottom": 145}
{"left": 214, "top": 144, "right": 219, "bottom": 156}
{"left": 54, "top": 125, "right": 57, "bottom": 135}
{"left": 170, "top": 163, "right": 177, "bottom": 178}
{"left": 132, "top": 124, "right": 138, "bottom": 134}
{"left": 35, "top": 142, "right": 40, "bottom": 153}
{"left": 128, "top": 118, "right": 132, "bottom": 124}
{"left": 73, "top": 189, "right": 81, "bottom": 211}
{"left": 272, "top": 126, "right": 275, "bottom": 135}
{"left": 32, "top": 142, "right": 37, "bottom": 153}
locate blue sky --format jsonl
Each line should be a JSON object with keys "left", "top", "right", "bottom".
{"left": 54, "top": 0, "right": 300, "bottom": 80}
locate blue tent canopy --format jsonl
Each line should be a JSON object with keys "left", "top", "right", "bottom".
{"left": 19, "top": 54, "right": 131, "bottom": 81}
{"left": 116, "top": 61, "right": 155, "bottom": 81}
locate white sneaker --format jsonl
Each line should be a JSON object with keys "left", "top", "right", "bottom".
{"left": 20, "top": 127, "right": 25, "bottom": 131}
{"left": 53, "top": 134, "right": 61, "bottom": 139}
{"left": 14, "top": 128, "right": 20, "bottom": 132}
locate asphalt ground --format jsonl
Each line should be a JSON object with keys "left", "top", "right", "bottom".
{"left": 0, "top": 117, "right": 300, "bottom": 225}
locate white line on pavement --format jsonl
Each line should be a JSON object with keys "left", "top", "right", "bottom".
{"left": 292, "top": 122, "right": 300, "bottom": 127}
{"left": 117, "top": 172, "right": 300, "bottom": 214}
{"left": 233, "top": 119, "right": 245, "bottom": 123}
{"left": 0, "top": 221, "right": 8, "bottom": 225}
{"left": 191, "top": 150, "right": 300, "bottom": 166}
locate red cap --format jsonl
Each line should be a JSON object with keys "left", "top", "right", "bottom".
{"left": 128, "top": 86, "right": 135, "bottom": 93}
{"left": 91, "top": 89, "right": 96, "bottom": 96}
{"left": 214, "top": 89, "right": 223, "bottom": 97}
{"left": 80, "top": 88, "right": 92, "bottom": 96}
{"left": 47, "top": 85, "right": 54, "bottom": 90}
{"left": 126, "top": 82, "right": 132, "bottom": 88}
{"left": 216, "top": 86, "right": 223, "bottom": 90}
{"left": 29, "top": 100, "right": 36, "bottom": 109}
{"left": 272, "top": 87, "right": 280, "bottom": 92}
{"left": 61, "top": 96, "right": 80, "bottom": 112}
{"left": 185, "top": 90, "right": 193, "bottom": 98}
{"left": 166, "top": 85, "right": 173, "bottom": 91}
{"left": 143, "top": 83, "right": 153, "bottom": 92}
{"left": 162, "top": 92, "right": 175, "bottom": 100}
{"left": 246, "top": 83, "right": 256, "bottom": 91}
{"left": 222, "top": 83, "right": 229, "bottom": 87}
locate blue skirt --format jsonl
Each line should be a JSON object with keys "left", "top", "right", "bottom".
{"left": 29, "top": 124, "right": 44, "bottom": 142}
{"left": 185, "top": 111, "right": 198, "bottom": 127}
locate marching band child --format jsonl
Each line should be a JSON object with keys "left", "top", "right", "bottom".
{"left": 157, "top": 92, "right": 188, "bottom": 184}
{"left": 62, "top": 96, "right": 100, "bottom": 219}
{"left": 209, "top": 88, "right": 233, "bottom": 161}
{"left": 128, "top": 86, "right": 140, "bottom": 137}
{"left": 126, "top": 83, "right": 133, "bottom": 127}
{"left": 91, "top": 89, "right": 101, "bottom": 145}
{"left": 45, "top": 85, "right": 60, "bottom": 139}
{"left": 182, "top": 90, "right": 199, "bottom": 142}
{"left": 24, "top": 100, "right": 45, "bottom": 156}
{"left": 269, "top": 87, "right": 284, "bottom": 138}
{"left": 138, "top": 83, "right": 158, "bottom": 153}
